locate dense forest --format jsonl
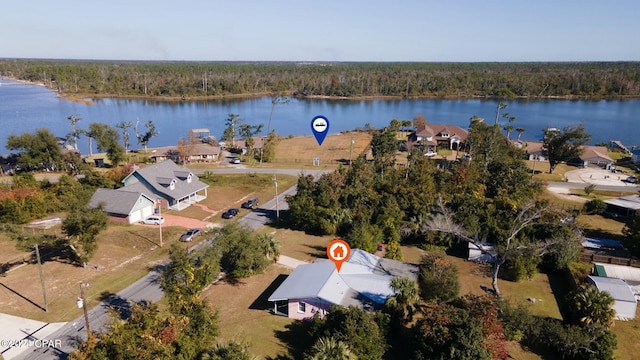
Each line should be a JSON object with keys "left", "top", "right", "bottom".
{"left": 1, "top": 59, "right": 639, "bottom": 99}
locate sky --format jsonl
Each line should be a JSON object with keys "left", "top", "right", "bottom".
{"left": 1, "top": 0, "right": 639, "bottom": 62}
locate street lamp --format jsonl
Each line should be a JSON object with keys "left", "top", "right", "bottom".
{"left": 272, "top": 175, "right": 279, "bottom": 223}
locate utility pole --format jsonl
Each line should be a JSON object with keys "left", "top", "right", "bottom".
{"left": 157, "top": 199, "right": 163, "bottom": 247}
{"left": 35, "top": 244, "right": 48, "bottom": 312}
{"left": 349, "top": 135, "right": 354, "bottom": 165}
{"left": 273, "top": 175, "right": 279, "bottom": 223}
{"left": 78, "top": 282, "right": 91, "bottom": 338}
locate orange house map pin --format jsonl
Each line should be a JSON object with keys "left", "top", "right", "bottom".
{"left": 327, "top": 239, "right": 351, "bottom": 272}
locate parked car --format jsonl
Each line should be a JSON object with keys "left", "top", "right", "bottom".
{"left": 241, "top": 198, "right": 259, "bottom": 209}
{"left": 222, "top": 208, "right": 239, "bottom": 219}
{"left": 180, "top": 228, "right": 202, "bottom": 242}
{"left": 624, "top": 176, "right": 638, "bottom": 184}
{"left": 230, "top": 157, "right": 241, "bottom": 164}
{"left": 424, "top": 151, "right": 437, "bottom": 157}
{"left": 141, "top": 216, "right": 164, "bottom": 225}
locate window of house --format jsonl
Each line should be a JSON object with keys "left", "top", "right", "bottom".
{"left": 169, "top": 180, "right": 176, "bottom": 190}
{"left": 298, "top": 302, "right": 306, "bottom": 313}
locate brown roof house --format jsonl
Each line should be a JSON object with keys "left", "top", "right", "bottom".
{"left": 150, "top": 144, "right": 221, "bottom": 163}
{"left": 526, "top": 142, "right": 613, "bottom": 168}
{"left": 408, "top": 124, "right": 468, "bottom": 152}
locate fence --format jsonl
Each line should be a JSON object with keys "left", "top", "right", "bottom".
{"left": 581, "top": 253, "right": 640, "bottom": 268}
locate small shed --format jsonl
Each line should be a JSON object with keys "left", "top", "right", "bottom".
{"left": 587, "top": 276, "right": 637, "bottom": 320}
{"left": 468, "top": 242, "right": 496, "bottom": 263}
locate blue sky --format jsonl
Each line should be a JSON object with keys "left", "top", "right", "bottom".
{"left": 1, "top": 0, "right": 638, "bottom": 61}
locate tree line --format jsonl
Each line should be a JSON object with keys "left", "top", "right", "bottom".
{"left": 2, "top": 59, "right": 640, "bottom": 99}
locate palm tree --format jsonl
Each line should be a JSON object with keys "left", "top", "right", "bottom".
{"left": 306, "top": 337, "right": 358, "bottom": 360}
{"left": 503, "top": 125, "right": 514, "bottom": 140}
{"left": 385, "top": 277, "right": 420, "bottom": 323}
{"left": 516, "top": 127, "right": 525, "bottom": 141}
{"left": 67, "top": 114, "right": 82, "bottom": 151}
{"left": 568, "top": 285, "right": 616, "bottom": 327}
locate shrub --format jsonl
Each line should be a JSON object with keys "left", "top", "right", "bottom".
{"left": 583, "top": 199, "right": 607, "bottom": 215}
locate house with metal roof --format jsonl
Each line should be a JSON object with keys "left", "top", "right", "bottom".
{"left": 88, "top": 188, "right": 156, "bottom": 224}
{"left": 121, "top": 159, "right": 209, "bottom": 211}
{"left": 268, "top": 249, "right": 419, "bottom": 319}
{"left": 604, "top": 195, "right": 640, "bottom": 218}
{"left": 587, "top": 276, "right": 637, "bottom": 320}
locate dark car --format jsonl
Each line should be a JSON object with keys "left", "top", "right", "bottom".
{"left": 241, "top": 198, "right": 259, "bottom": 209}
{"left": 180, "top": 228, "right": 202, "bottom": 242}
{"left": 625, "top": 176, "right": 638, "bottom": 184}
{"left": 222, "top": 208, "right": 239, "bottom": 219}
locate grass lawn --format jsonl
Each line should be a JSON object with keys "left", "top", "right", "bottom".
{"left": 527, "top": 162, "right": 577, "bottom": 182}
{"left": 270, "top": 131, "right": 372, "bottom": 168}
{"left": 0, "top": 224, "right": 183, "bottom": 323}
{"left": 201, "top": 264, "right": 294, "bottom": 359}
{"left": 612, "top": 312, "right": 640, "bottom": 359}
{"left": 575, "top": 214, "right": 626, "bottom": 239}
{"left": 259, "top": 226, "right": 334, "bottom": 262}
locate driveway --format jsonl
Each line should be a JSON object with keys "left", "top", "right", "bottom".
{"left": 564, "top": 167, "right": 638, "bottom": 187}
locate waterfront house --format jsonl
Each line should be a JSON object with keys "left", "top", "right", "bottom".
{"left": 149, "top": 144, "right": 220, "bottom": 163}
{"left": 407, "top": 124, "right": 469, "bottom": 152}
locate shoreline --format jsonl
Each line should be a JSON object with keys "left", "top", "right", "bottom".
{"left": 4, "top": 76, "right": 640, "bottom": 104}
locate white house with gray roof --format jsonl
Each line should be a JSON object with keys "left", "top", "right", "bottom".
{"left": 120, "top": 160, "right": 209, "bottom": 211}
{"left": 89, "top": 160, "right": 208, "bottom": 221}
{"left": 88, "top": 188, "right": 156, "bottom": 224}
{"left": 268, "top": 249, "right": 419, "bottom": 319}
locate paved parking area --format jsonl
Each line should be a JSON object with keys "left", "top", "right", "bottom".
{"left": 565, "top": 168, "right": 637, "bottom": 187}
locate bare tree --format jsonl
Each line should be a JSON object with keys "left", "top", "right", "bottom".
{"left": 422, "top": 199, "right": 560, "bottom": 296}
{"left": 116, "top": 121, "right": 133, "bottom": 154}
{"left": 260, "top": 94, "right": 289, "bottom": 166}
{"left": 67, "top": 115, "right": 82, "bottom": 151}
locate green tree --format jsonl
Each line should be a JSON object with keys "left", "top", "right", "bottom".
{"left": 238, "top": 123, "right": 264, "bottom": 154}
{"left": 135, "top": 119, "right": 159, "bottom": 153}
{"left": 62, "top": 206, "right": 108, "bottom": 265}
{"left": 623, "top": 212, "right": 640, "bottom": 257}
{"left": 423, "top": 200, "right": 558, "bottom": 296}
{"left": 542, "top": 124, "right": 591, "bottom": 173}
{"left": 385, "top": 277, "right": 420, "bottom": 324}
{"left": 88, "top": 123, "right": 125, "bottom": 166}
{"left": 418, "top": 253, "right": 460, "bottom": 303}
{"left": 309, "top": 306, "right": 388, "bottom": 360}
{"left": 567, "top": 285, "right": 616, "bottom": 327}
{"left": 516, "top": 127, "right": 525, "bottom": 141}
{"left": 6, "top": 128, "right": 63, "bottom": 170}
{"left": 412, "top": 303, "right": 490, "bottom": 360}
{"left": 200, "top": 340, "right": 254, "bottom": 360}
{"left": 222, "top": 113, "right": 242, "bottom": 148}
{"left": 583, "top": 199, "right": 607, "bottom": 215}
{"left": 215, "top": 222, "right": 278, "bottom": 279}
{"left": 306, "top": 337, "right": 358, "bottom": 360}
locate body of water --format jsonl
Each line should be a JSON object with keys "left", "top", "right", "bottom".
{"left": 1, "top": 78, "right": 638, "bottom": 154}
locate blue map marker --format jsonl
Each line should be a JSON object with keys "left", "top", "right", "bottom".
{"left": 311, "top": 115, "right": 329, "bottom": 145}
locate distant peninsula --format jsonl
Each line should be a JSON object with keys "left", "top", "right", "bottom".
{"left": 2, "top": 59, "right": 640, "bottom": 101}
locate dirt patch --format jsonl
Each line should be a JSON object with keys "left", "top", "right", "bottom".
{"left": 546, "top": 185, "right": 589, "bottom": 203}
